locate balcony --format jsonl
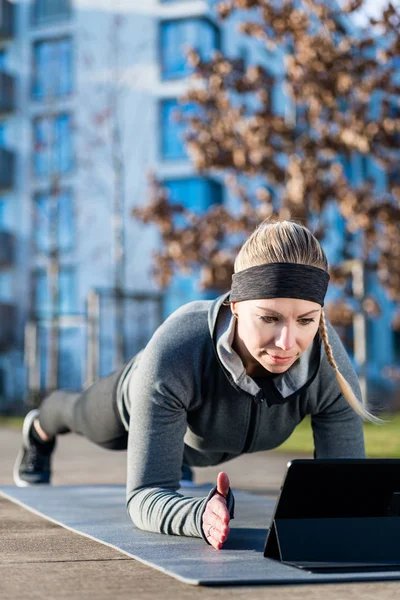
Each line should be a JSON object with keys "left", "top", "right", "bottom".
{"left": 0, "top": 0, "right": 14, "bottom": 40}
{"left": 0, "top": 71, "right": 14, "bottom": 114}
{"left": 0, "top": 302, "right": 16, "bottom": 351}
{"left": 0, "top": 230, "right": 14, "bottom": 267}
{"left": 0, "top": 148, "right": 14, "bottom": 190}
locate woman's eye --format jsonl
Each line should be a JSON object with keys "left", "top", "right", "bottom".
{"left": 260, "top": 317, "right": 315, "bottom": 325}
{"left": 260, "top": 316, "right": 277, "bottom": 323}
{"left": 298, "top": 318, "right": 315, "bottom": 326}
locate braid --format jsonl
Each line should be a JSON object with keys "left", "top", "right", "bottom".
{"left": 319, "top": 310, "right": 382, "bottom": 424}
{"left": 319, "top": 310, "right": 338, "bottom": 372}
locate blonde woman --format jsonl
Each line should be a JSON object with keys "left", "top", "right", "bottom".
{"left": 14, "top": 220, "right": 371, "bottom": 551}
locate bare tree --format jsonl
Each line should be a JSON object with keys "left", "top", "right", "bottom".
{"left": 134, "top": 0, "right": 400, "bottom": 322}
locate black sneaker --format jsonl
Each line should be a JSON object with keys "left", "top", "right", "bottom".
{"left": 180, "top": 464, "right": 195, "bottom": 487}
{"left": 13, "top": 409, "right": 56, "bottom": 487}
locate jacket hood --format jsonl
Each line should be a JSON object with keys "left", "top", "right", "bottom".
{"left": 208, "top": 292, "right": 322, "bottom": 404}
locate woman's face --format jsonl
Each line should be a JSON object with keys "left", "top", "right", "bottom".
{"left": 231, "top": 297, "right": 321, "bottom": 377}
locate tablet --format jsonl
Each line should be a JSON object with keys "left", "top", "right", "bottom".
{"left": 264, "top": 458, "right": 400, "bottom": 572}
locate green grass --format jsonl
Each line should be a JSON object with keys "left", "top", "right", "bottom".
{"left": 273, "top": 413, "right": 400, "bottom": 458}
{"left": 0, "top": 416, "right": 24, "bottom": 429}
{"left": 2, "top": 413, "right": 400, "bottom": 457}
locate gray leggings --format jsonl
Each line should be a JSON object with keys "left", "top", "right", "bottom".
{"left": 38, "top": 365, "right": 128, "bottom": 450}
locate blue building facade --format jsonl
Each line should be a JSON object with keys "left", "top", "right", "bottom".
{"left": 0, "top": 0, "right": 398, "bottom": 409}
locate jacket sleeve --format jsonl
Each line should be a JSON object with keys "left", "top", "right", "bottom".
{"left": 124, "top": 313, "right": 234, "bottom": 541}
{"left": 310, "top": 321, "right": 366, "bottom": 459}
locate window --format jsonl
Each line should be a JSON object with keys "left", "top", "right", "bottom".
{"left": 37, "top": 324, "right": 83, "bottom": 391}
{"left": 34, "top": 269, "right": 51, "bottom": 316}
{"left": 0, "top": 198, "right": 4, "bottom": 229}
{"left": 0, "top": 50, "right": 7, "bottom": 70}
{"left": 34, "top": 266, "right": 77, "bottom": 317}
{"left": 160, "top": 99, "right": 197, "bottom": 160}
{"left": 164, "top": 177, "right": 222, "bottom": 214}
{"left": 163, "top": 178, "right": 223, "bottom": 315}
{"left": 58, "top": 327, "right": 83, "bottom": 389}
{"left": 394, "top": 330, "right": 400, "bottom": 363}
{"left": 388, "top": 99, "right": 400, "bottom": 152}
{"left": 0, "top": 0, "right": 13, "bottom": 37}
{"left": 33, "top": 114, "right": 73, "bottom": 176}
{"left": 59, "top": 267, "right": 76, "bottom": 314}
{"left": 160, "top": 18, "right": 220, "bottom": 80}
{"left": 389, "top": 168, "right": 400, "bottom": 190}
{"left": 35, "top": 190, "right": 75, "bottom": 253}
{"left": 33, "top": 38, "right": 73, "bottom": 99}
{"left": 388, "top": 100, "right": 400, "bottom": 189}
{"left": 32, "top": 0, "right": 71, "bottom": 26}
{"left": 0, "top": 67, "right": 13, "bottom": 113}
{"left": 0, "top": 195, "right": 9, "bottom": 230}
{"left": 0, "top": 122, "right": 6, "bottom": 148}
{"left": 360, "top": 154, "right": 369, "bottom": 181}
{"left": 0, "top": 272, "right": 12, "bottom": 301}
{"left": 340, "top": 153, "right": 353, "bottom": 182}
{"left": 334, "top": 322, "right": 354, "bottom": 359}
{"left": 237, "top": 45, "right": 249, "bottom": 67}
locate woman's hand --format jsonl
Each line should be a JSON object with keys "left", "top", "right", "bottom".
{"left": 202, "top": 471, "right": 231, "bottom": 550}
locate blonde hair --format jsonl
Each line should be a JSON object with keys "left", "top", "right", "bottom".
{"left": 234, "top": 218, "right": 379, "bottom": 423}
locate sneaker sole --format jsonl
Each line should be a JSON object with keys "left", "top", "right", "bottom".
{"left": 13, "top": 447, "right": 32, "bottom": 487}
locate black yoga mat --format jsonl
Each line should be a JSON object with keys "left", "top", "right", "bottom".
{"left": 2, "top": 484, "right": 400, "bottom": 586}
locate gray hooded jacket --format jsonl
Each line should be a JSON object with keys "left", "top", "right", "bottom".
{"left": 117, "top": 292, "right": 365, "bottom": 541}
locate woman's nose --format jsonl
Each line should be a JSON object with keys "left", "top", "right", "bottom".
{"left": 275, "top": 325, "right": 296, "bottom": 351}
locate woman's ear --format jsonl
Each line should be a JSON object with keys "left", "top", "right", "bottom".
{"left": 231, "top": 302, "right": 238, "bottom": 318}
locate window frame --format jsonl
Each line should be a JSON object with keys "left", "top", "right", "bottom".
{"left": 33, "top": 264, "right": 77, "bottom": 318}
{"left": 0, "top": 49, "right": 7, "bottom": 70}
{"left": 160, "top": 176, "right": 224, "bottom": 316}
{"left": 33, "top": 188, "right": 75, "bottom": 255}
{"left": 163, "top": 176, "right": 223, "bottom": 214}
{"left": 0, "top": 121, "right": 6, "bottom": 148}
{"left": 32, "top": 112, "right": 73, "bottom": 177}
{"left": 159, "top": 98, "right": 200, "bottom": 161}
{"left": 32, "top": 36, "right": 73, "bottom": 100}
{"left": 159, "top": 16, "right": 220, "bottom": 81}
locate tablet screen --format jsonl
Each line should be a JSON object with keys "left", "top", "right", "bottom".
{"left": 275, "top": 459, "right": 400, "bottom": 519}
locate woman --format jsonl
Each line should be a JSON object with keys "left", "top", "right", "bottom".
{"left": 14, "top": 219, "right": 372, "bottom": 551}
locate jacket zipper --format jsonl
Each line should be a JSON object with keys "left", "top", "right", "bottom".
{"left": 211, "top": 324, "right": 266, "bottom": 454}
{"left": 242, "top": 397, "right": 262, "bottom": 453}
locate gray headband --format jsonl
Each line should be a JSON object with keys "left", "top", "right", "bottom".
{"left": 230, "top": 263, "right": 330, "bottom": 306}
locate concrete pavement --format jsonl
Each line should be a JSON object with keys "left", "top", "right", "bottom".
{"left": 1, "top": 425, "right": 399, "bottom": 599}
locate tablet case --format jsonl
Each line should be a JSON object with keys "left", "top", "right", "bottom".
{"left": 264, "top": 459, "right": 400, "bottom": 571}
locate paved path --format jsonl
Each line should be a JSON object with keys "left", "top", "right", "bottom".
{"left": 1, "top": 426, "right": 399, "bottom": 599}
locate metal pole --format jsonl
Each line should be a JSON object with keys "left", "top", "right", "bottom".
{"left": 351, "top": 259, "right": 368, "bottom": 403}
{"left": 46, "top": 111, "right": 61, "bottom": 392}
{"left": 86, "top": 290, "right": 100, "bottom": 387}
{"left": 24, "top": 321, "right": 40, "bottom": 396}
{"left": 110, "top": 14, "right": 126, "bottom": 368}
{"left": 47, "top": 237, "right": 60, "bottom": 392}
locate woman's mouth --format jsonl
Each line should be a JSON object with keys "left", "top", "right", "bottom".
{"left": 266, "top": 354, "right": 295, "bottom": 364}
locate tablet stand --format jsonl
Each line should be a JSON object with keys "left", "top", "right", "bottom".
{"left": 264, "top": 516, "right": 400, "bottom": 568}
